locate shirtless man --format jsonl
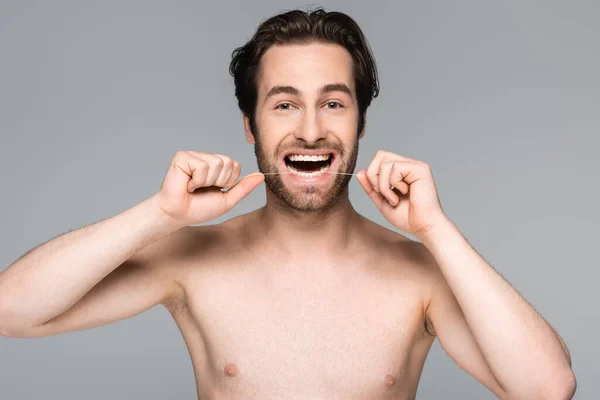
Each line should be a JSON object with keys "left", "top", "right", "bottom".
{"left": 0, "top": 8, "right": 575, "bottom": 400}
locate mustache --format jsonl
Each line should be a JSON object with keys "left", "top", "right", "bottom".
{"left": 277, "top": 142, "right": 345, "bottom": 155}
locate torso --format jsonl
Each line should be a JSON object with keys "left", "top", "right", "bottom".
{"left": 162, "top": 211, "right": 438, "bottom": 399}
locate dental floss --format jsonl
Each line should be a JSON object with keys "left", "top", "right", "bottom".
{"left": 261, "top": 171, "right": 359, "bottom": 176}
{"left": 254, "top": 171, "right": 393, "bottom": 189}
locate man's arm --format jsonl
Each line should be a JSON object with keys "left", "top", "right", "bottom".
{"left": 416, "top": 220, "right": 576, "bottom": 400}
{"left": 0, "top": 194, "right": 183, "bottom": 338}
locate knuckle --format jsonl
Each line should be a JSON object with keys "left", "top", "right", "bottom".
{"left": 173, "top": 150, "right": 187, "bottom": 161}
{"left": 196, "top": 159, "right": 209, "bottom": 171}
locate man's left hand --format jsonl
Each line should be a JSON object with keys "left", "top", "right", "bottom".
{"left": 356, "top": 150, "right": 449, "bottom": 238}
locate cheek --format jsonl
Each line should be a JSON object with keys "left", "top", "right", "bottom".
{"left": 256, "top": 114, "right": 298, "bottom": 150}
{"left": 255, "top": 125, "right": 282, "bottom": 156}
{"left": 258, "top": 119, "right": 288, "bottom": 142}
{"left": 332, "top": 115, "right": 356, "bottom": 129}
{"left": 325, "top": 113, "right": 358, "bottom": 137}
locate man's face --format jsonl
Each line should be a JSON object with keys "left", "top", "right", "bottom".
{"left": 245, "top": 42, "right": 363, "bottom": 212}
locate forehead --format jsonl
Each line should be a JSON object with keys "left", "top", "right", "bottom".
{"left": 257, "top": 42, "right": 355, "bottom": 96}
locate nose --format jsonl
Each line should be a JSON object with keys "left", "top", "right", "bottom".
{"left": 293, "top": 108, "right": 327, "bottom": 144}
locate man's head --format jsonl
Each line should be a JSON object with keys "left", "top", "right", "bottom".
{"left": 229, "top": 8, "right": 379, "bottom": 213}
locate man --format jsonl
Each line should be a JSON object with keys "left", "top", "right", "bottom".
{"left": 0, "top": 8, "right": 575, "bottom": 399}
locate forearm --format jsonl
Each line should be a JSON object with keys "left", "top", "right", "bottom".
{"left": 417, "top": 220, "right": 575, "bottom": 397}
{"left": 0, "top": 194, "right": 182, "bottom": 330}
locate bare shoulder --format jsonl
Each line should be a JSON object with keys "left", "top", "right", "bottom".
{"left": 356, "top": 216, "right": 443, "bottom": 311}
{"left": 156, "top": 216, "right": 249, "bottom": 308}
{"left": 356, "top": 216, "right": 432, "bottom": 268}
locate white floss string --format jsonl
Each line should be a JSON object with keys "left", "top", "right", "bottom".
{"left": 261, "top": 171, "right": 360, "bottom": 176}
{"left": 257, "top": 171, "right": 393, "bottom": 189}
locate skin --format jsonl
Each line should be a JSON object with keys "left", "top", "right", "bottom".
{"left": 4, "top": 42, "right": 574, "bottom": 399}
{"left": 169, "top": 42, "right": 448, "bottom": 398}
{"left": 167, "top": 215, "right": 439, "bottom": 399}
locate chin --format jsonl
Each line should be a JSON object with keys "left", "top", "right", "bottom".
{"left": 278, "top": 184, "right": 347, "bottom": 213}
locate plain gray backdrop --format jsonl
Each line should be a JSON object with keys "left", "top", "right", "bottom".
{"left": 0, "top": 0, "right": 597, "bottom": 399}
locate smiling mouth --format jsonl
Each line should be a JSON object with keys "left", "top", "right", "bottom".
{"left": 284, "top": 153, "right": 334, "bottom": 176}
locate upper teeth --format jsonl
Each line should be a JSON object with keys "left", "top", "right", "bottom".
{"left": 287, "top": 154, "right": 331, "bottom": 162}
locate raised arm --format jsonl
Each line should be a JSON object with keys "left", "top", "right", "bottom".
{"left": 0, "top": 150, "right": 264, "bottom": 338}
{"left": 0, "top": 194, "right": 183, "bottom": 338}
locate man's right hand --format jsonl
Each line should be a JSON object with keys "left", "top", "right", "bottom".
{"left": 155, "top": 151, "right": 264, "bottom": 226}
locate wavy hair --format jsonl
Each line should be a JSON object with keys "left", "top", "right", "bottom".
{"left": 229, "top": 7, "right": 379, "bottom": 136}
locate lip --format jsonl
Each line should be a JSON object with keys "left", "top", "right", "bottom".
{"left": 282, "top": 149, "right": 336, "bottom": 159}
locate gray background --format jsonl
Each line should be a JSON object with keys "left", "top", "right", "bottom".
{"left": 0, "top": 0, "right": 597, "bottom": 398}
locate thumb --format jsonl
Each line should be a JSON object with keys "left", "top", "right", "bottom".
{"left": 223, "top": 172, "right": 265, "bottom": 210}
{"left": 356, "top": 170, "right": 385, "bottom": 210}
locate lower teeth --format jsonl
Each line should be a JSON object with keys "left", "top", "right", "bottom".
{"left": 288, "top": 165, "right": 329, "bottom": 176}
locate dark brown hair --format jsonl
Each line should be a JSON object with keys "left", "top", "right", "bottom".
{"left": 229, "top": 7, "right": 379, "bottom": 136}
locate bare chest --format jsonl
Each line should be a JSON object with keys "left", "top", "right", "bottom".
{"left": 172, "top": 260, "right": 434, "bottom": 399}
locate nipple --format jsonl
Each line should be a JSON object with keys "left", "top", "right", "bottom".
{"left": 224, "top": 363, "right": 239, "bottom": 377}
{"left": 384, "top": 374, "right": 397, "bottom": 387}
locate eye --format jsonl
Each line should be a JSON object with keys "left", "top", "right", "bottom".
{"left": 324, "top": 102, "right": 343, "bottom": 109}
{"left": 276, "top": 102, "right": 296, "bottom": 111}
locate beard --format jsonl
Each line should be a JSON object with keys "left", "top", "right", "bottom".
{"left": 254, "top": 133, "right": 359, "bottom": 214}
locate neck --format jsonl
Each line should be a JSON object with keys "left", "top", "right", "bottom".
{"left": 251, "top": 187, "right": 361, "bottom": 258}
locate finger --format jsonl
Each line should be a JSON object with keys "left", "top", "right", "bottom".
{"left": 394, "top": 181, "right": 409, "bottom": 195}
{"left": 378, "top": 162, "right": 399, "bottom": 206}
{"left": 166, "top": 151, "right": 202, "bottom": 194}
{"left": 187, "top": 158, "right": 210, "bottom": 192}
{"left": 213, "top": 155, "right": 235, "bottom": 187}
{"left": 356, "top": 170, "right": 385, "bottom": 209}
{"left": 224, "top": 161, "right": 241, "bottom": 188}
{"left": 390, "top": 162, "right": 410, "bottom": 195}
{"left": 224, "top": 173, "right": 265, "bottom": 210}
{"left": 201, "top": 154, "right": 226, "bottom": 186}
{"left": 366, "top": 153, "right": 383, "bottom": 193}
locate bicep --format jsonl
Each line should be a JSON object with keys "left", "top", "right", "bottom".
{"left": 11, "top": 230, "right": 185, "bottom": 339}
{"left": 425, "top": 261, "right": 506, "bottom": 398}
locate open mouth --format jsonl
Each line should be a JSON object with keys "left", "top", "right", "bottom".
{"left": 283, "top": 153, "right": 334, "bottom": 177}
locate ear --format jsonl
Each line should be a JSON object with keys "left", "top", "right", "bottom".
{"left": 243, "top": 115, "right": 255, "bottom": 144}
{"left": 358, "top": 112, "right": 366, "bottom": 139}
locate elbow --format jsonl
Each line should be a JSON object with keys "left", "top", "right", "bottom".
{"left": 0, "top": 307, "right": 19, "bottom": 337}
{"left": 0, "top": 320, "right": 42, "bottom": 338}
{"left": 503, "top": 368, "right": 577, "bottom": 400}
{"left": 524, "top": 369, "right": 577, "bottom": 400}
{"left": 0, "top": 313, "right": 26, "bottom": 337}
{"left": 554, "top": 369, "right": 577, "bottom": 400}
{"left": 545, "top": 358, "right": 577, "bottom": 400}
{"left": 0, "top": 306, "right": 37, "bottom": 338}
{"left": 0, "top": 324, "right": 26, "bottom": 338}
{"left": 0, "top": 315, "right": 29, "bottom": 338}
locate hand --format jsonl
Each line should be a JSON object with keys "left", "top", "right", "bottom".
{"left": 154, "top": 151, "right": 264, "bottom": 226}
{"left": 356, "top": 150, "right": 448, "bottom": 238}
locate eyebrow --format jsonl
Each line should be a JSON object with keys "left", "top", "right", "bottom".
{"left": 264, "top": 83, "right": 353, "bottom": 101}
